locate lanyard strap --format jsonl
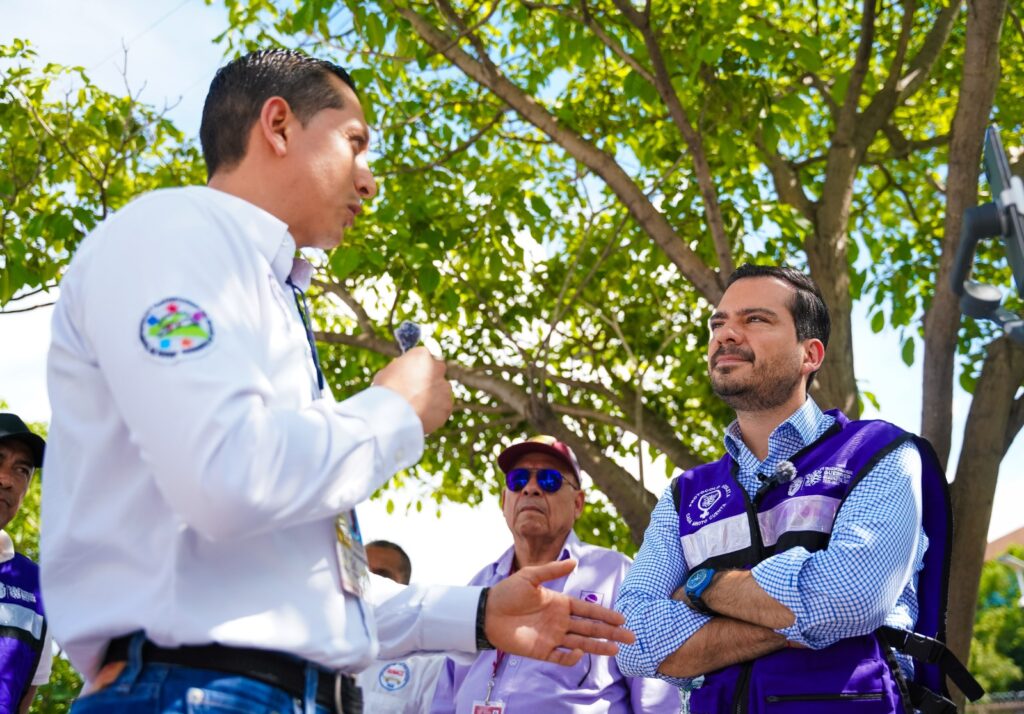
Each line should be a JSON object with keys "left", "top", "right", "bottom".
{"left": 286, "top": 278, "right": 325, "bottom": 393}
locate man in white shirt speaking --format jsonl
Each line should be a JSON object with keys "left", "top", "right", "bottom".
{"left": 41, "top": 48, "right": 632, "bottom": 714}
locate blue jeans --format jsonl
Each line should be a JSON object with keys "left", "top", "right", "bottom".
{"left": 72, "top": 633, "right": 335, "bottom": 714}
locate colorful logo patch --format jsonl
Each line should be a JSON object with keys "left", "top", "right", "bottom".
{"left": 378, "top": 661, "right": 410, "bottom": 691}
{"left": 140, "top": 298, "right": 214, "bottom": 358}
{"left": 579, "top": 590, "right": 604, "bottom": 606}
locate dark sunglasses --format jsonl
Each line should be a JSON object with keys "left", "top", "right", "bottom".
{"left": 505, "top": 467, "right": 580, "bottom": 493}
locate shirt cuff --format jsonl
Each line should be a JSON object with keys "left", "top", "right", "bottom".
{"left": 418, "top": 585, "right": 482, "bottom": 656}
{"left": 345, "top": 385, "right": 425, "bottom": 474}
{"left": 751, "top": 548, "right": 813, "bottom": 645}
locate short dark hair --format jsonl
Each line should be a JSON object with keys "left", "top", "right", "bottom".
{"left": 725, "top": 264, "right": 831, "bottom": 385}
{"left": 199, "top": 49, "right": 357, "bottom": 179}
{"left": 366, "top": 539, "right": 412, "bottom": 584}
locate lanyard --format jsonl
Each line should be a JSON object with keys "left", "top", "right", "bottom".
{"left": 286, "top": 278, "right": 325, "bottom": 393}
{"left": 484, "top": 649, "right": 506, "bottom": 703}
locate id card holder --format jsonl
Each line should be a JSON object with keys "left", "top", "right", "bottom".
{"left": 335, "top": 509, "right": 369, "bottom": 597}
{"left": 471, "top": 702, "right": 506, "bottom": 714}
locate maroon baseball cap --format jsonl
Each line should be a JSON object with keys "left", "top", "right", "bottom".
{"left": 497, "top": 435, "right": 582, "bottom": 483}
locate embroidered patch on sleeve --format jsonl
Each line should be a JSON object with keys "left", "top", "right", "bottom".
{"left": 140, "top": 298, "right": 214, "bottom": 358}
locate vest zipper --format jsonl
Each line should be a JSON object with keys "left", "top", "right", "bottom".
{"left": 733, "top": 662, "right": 753, "bottom": 714}
{"left": 765, "top": 693, "right": 885, "bottom": 702}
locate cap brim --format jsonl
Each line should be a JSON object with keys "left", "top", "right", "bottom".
{"left": 497, "top": 442, "right": 580, "bottom": 480}
{"left": 1, "top": 434, "right": 45, "bottom": 469}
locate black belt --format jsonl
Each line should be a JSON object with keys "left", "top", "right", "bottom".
{"left": 103, "top": 635, "right": 363, "bottom": 714}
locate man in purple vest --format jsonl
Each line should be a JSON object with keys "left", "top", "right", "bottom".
{"left": 615, "top": 265, "right": 981, "bottom": 713}
{"left": 0, "top": 413, "right": 52, "bottom": 713}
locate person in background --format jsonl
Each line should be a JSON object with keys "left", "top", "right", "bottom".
{"left": 431, "top": 435, "right": 679, "bottom": 713}
{"left": 0, "top": 413, "right": 52, "bottom": 714}
{"left": 359, "top": 540, "right": 445, "bottom": 714}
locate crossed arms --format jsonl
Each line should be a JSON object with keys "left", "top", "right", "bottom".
{"left": 615, "top": 441, "right": 924, "bottom": 685}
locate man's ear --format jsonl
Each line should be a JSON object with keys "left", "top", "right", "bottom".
{"left": 257, "top": 96, "right": 293, "bottom": 158}
{"left": 574, "top": 489, "right": 585, "bottom": 519}
{"left": 802, "top": 338, "right": 825, "bottom": 378}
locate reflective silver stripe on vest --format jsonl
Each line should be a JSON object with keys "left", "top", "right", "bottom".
{"left": 680, "top": 512, "right": 752, "bottom": 566}
{"left": 0, "top": 602, "right": 44, "bottom": 639}
{"left": 757, "top": 494, "right": 841, "bottom": 548}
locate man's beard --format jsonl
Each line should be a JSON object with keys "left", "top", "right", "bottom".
{"left": 710, "top": 347, "right": 803, "bottom": 412}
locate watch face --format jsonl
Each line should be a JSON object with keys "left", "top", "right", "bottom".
{"left": 686, "top": 568, "right": 710, "bottom": 590}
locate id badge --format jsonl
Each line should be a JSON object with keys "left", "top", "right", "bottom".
{"left": 335, "top": 509, "right": 369, "bottom": 597}
{"left": 471, "top": 702, "right": 506, "bottom": 714}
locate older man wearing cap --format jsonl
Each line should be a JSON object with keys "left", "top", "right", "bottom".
{"left": 0, "top": 413, "right": 53, "bottom": 713}
{"left": 430, "top": 435, "right": 678, "bottom": 713}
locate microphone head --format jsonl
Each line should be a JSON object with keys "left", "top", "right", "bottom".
{"left": 395, "top": 320, "right": 422, "bottom": 354}
{"left": 773, "top": 460, "right": 797, "bottom": 484}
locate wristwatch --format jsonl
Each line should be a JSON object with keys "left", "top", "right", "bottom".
{"left": 684, "top": 568, "right": 717, "bottom": 615}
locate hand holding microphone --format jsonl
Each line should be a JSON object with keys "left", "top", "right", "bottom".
{"left": 373, "top": 321, "right": 453, "bottom": 434}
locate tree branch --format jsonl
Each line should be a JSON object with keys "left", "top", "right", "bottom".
{"left": 383, "top": 109, "right": 505, "bottom": 176}
{"left": 856, "top": 0, "right": 963, "bottom": 150}
{"left": 314, "top": 278, "right": 378, "bottom": 337}
{"left": 834, "top": 0, "right": 877, "bottom": 146}
{"left": 397, "top": 3, "right": 724, "bottom": 301}
{"left": 0, "top": 300, "right": 56, "bottom": 315}
{"left": 612, "top": 0, "right": 734, "bottom": 275}
{"left": 755, "top": 132, "right": 817, "bottom": 220}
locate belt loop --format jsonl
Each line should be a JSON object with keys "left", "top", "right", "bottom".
{"left": 303, "top": 661, "right": 319, "bottom": 714}
{"left": 113, "top": 631, "right": 148, "bottom": 693}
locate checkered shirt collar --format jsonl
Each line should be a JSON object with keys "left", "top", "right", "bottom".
{"left": 724, "top": 398, "right": 833, "bottom": 476}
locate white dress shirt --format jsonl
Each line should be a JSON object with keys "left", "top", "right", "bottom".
{"left": 357, "top": 653, "right": 445, "bottom": 714}
{"left": 41, "top": 186, "right": 478, "bottom": 681}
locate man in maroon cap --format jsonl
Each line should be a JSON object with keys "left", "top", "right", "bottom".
{"left": 430, "top": 436, "right": 678, "bottom": 713}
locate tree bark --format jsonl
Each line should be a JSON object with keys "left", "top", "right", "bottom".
{"left": 922, "top": 0, "right": 1007, "bottom": 467}
{"left": 945, "top": 337, "right": 1024, "bottom": 706}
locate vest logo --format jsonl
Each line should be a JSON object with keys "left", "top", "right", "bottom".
{"left": 686, "top": 484, "right": 732, "bottom": 526}
{"left": 378, "top": 661, "right": 410, "bottom": 691}
{"left": 0, "top": 582, "right": 36, "bottom": 604}
{"left": 787, "top": 466, "right": 852, "bottom": 495}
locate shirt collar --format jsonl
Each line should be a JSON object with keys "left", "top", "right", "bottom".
{"left": 0, "top": 530, "right": 15, "bottom": 563}
{"left": 724, "top": 397, "right": 828, "bottom": 466}
{"left": 493, "top": 531, "right": 580, "bottom": 578}
{"left": 287, "top": 257, "right": 316, "bottom": 293}
{"left": 197, "top": 186, "right": 296, "bottom": 284}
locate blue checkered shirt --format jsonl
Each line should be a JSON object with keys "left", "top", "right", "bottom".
{"left": 615, "top": 398, "right": 927, "bottom": 689}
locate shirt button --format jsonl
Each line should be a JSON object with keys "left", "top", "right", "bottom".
{"left": 510, "top": 657, "right": 520, "bottom": 666}
{"left": 186, "top": 689, "right": 204, "bottom": 705}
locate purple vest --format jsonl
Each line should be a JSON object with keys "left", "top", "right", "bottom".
{"left": 0, "top": 552, "right": 47, "bottom": 711}
{"left": 675, "top": 412, "right": 952, "bottom": 714}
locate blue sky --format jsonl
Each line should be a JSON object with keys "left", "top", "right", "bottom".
{"left": 2, "top": 1, "right": 1021, "bottom": 587}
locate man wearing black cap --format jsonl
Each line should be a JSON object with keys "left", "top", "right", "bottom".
{"left": 0, "top": 413, "right": 52, "bottom": 713}
{"left": 430, "top": 435, "right": 678, "bottom": 713}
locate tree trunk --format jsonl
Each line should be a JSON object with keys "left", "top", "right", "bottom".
{"left": 806, "top": 150, "right": 860, "bottom": 416}
{"left": 946, "top": 337, "right": 1024, "bottom": 707}
{"left": 922, "top": 0, "right": 1007, "bottom": 468}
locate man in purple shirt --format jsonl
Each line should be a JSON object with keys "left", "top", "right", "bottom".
{"left": 431, "top": 436, "right": 679, "bottom": 714}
